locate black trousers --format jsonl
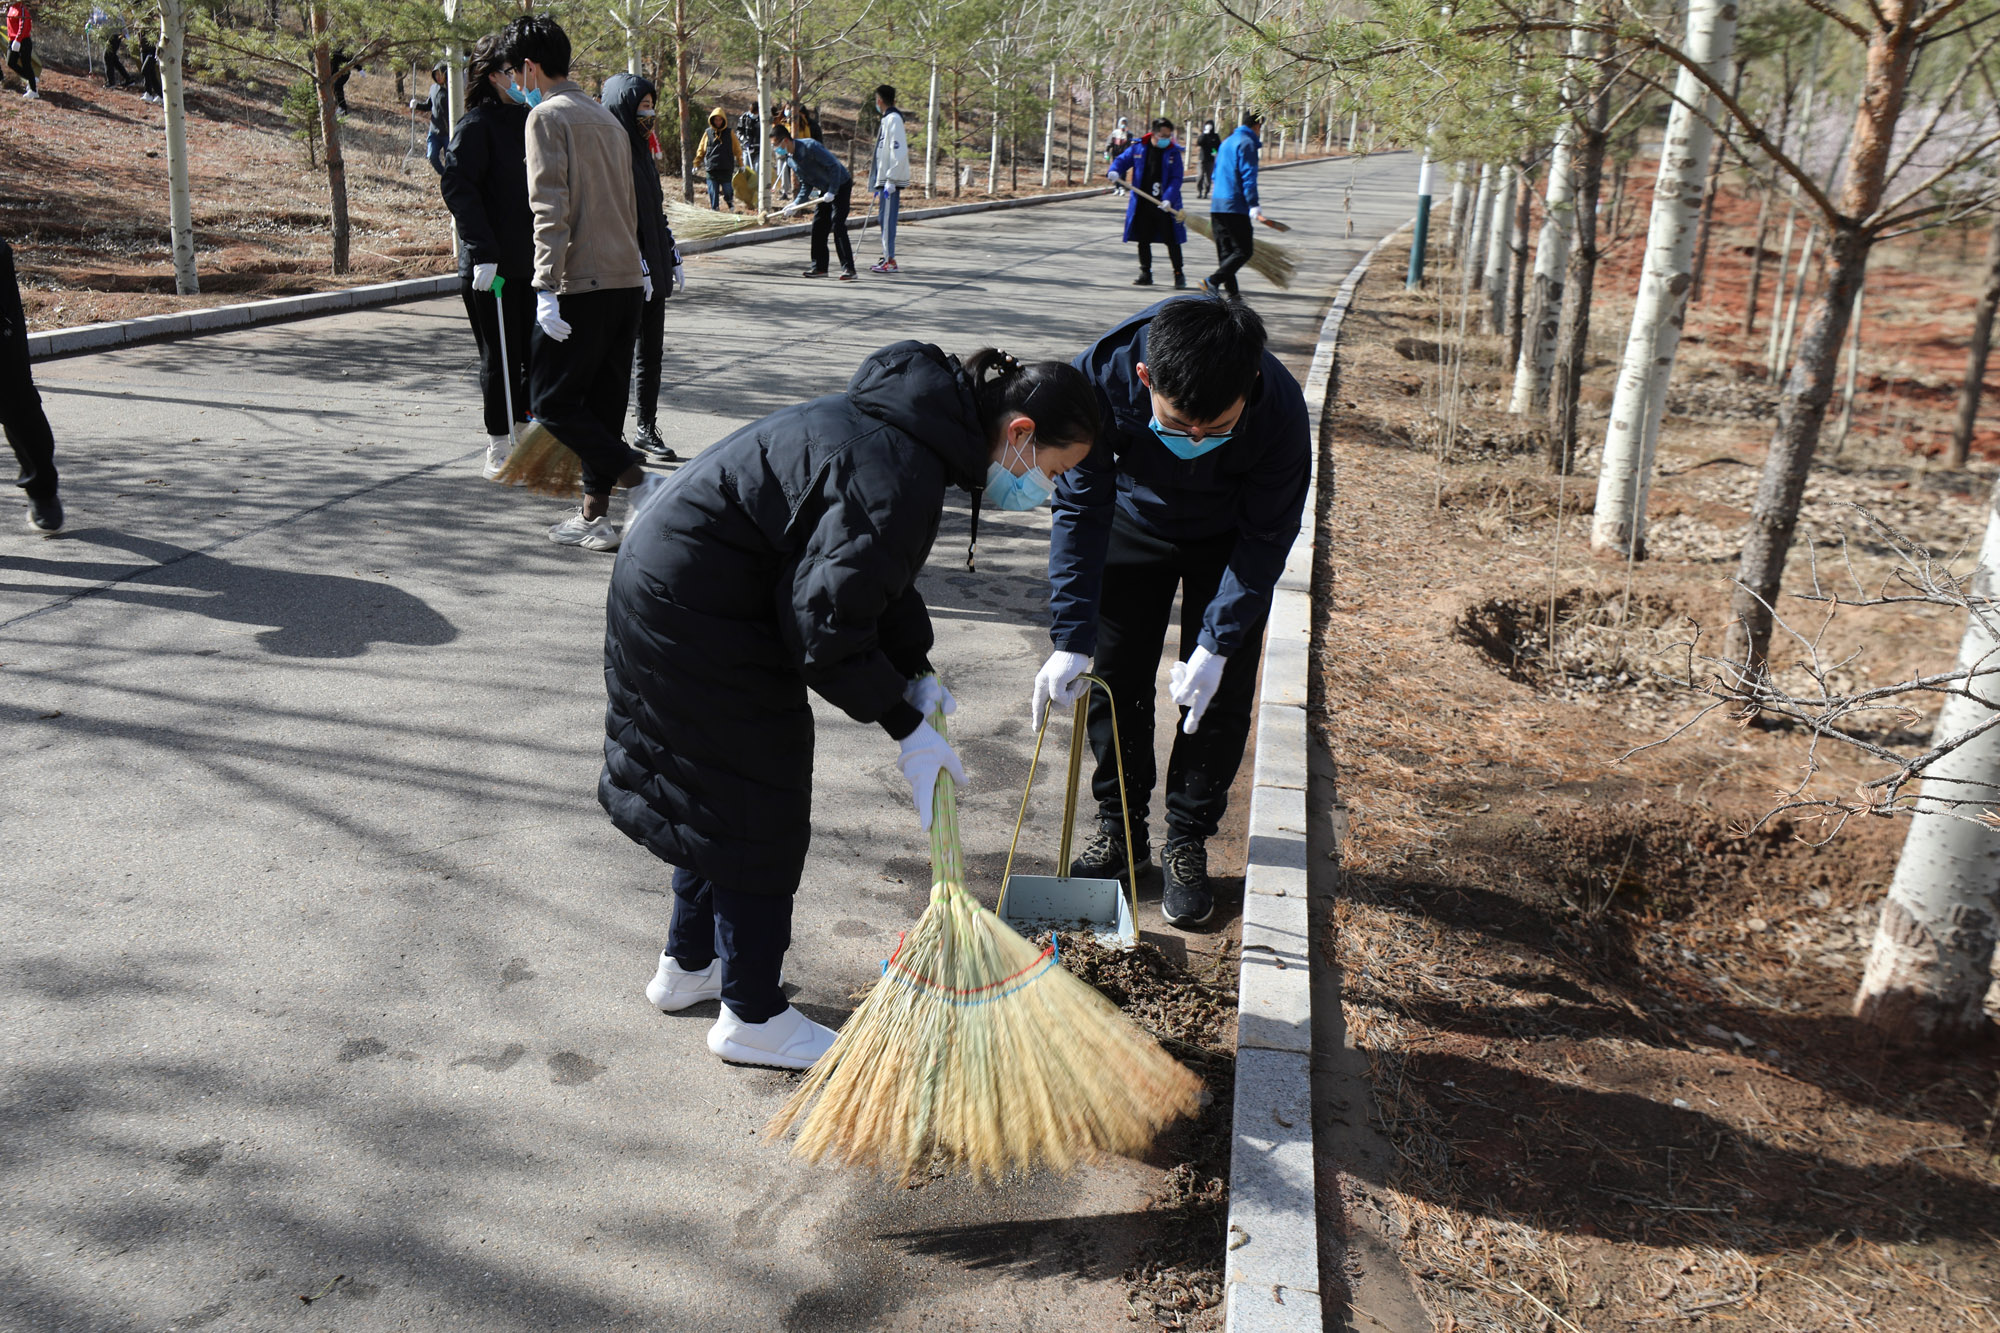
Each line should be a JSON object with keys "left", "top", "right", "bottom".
{"left": 667, "top": 868, "right": 794, "bottom": 1023}
{"left": 1209, "top": 212, "right": 1255, "bottom": 299}
{"left": 1086, "top": 512, "right": 1266, "bottom": 845}
{"left": 810, "top": 182, "right": 855, "bottom": 274}
{"left": 1, "top": 241, "right": 57, "bottom": 502}
{"left": 106, "top": 53, "right": 131, "bottom": 87}
{"left": 8, "top": 38, "right": 34, "bottom": 89}
{"left": 528, "top": 286, "right": 642, "bottom": 497}
{"left": 1197, "top": 163, "right": 1214, "bottom": 198}
{"left": 142, "top": 59, "right": 160, "bottom": 98}
{"left": 460, "top": 276, "right": 531, "bottom": 439}
{"left": 1135, "top": 208, "right": 1182, "bottom": 277}
{"left": 634, "top": 287, "right": 665, "bottom": 428}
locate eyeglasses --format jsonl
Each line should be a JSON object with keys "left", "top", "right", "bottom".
{"left": 1151, "top": 419, "right": 1236, "bottom": 445}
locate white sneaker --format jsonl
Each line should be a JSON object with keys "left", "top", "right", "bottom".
{"left": 22, "top": 88, "right": 38, "bottom": 100}
{"left": 645, "top": 952, "right": 723, "bottom": 1011}
{"left": 483, "top": 434, "right": 510, "bottom": 480}
{"left": 547, "top": 509, "right": 620, "bottom": 551}
{"left": 707, "top": 1003, "right": 836, "bottom": 1070}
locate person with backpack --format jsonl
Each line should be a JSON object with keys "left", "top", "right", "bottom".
{"left": 603, "top": 72, "right": 681, "bottom": 462}
{"left": 7, "top": 0, "right": 39, "bottom": 100}
{"left": 505, "top": 13, "right": 655, "bottom": 552}
{"left": 734, "top": 107, "right": 759, "bottom": 173}
{"left": 769, "top": 120, "right": 855, "bottom": 281}
{"left": 1109, "top": 117, "right": 1186, "bottom": 289}
{"left": 693, "top": 107, "right": 742, "bottom": 210}
{"left": 1195, "top": 120, "right": 1222, "bottom": 199}
{"left": 138, "top": 31, "right": 160, "bottom": 103}
{"left": 868, "top": 83, "right": 910, "bottom": 275}
{"left": 1206, "top": 110, "right": 1264, "bottom": 299}
{"left": 2, "top": 239, "right": 60, "bottom": 533}
{"left": 438, "top": 34, "right": 533, "bottom": 481}
{"left": 603, "top": 343, "right": 1101, "bottom": 1069}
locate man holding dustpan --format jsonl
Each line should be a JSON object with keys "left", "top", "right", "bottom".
{"left": 1034, "top": 295, "right": 1309, "bottom": 928}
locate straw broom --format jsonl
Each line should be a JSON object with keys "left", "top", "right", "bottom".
{"left": 1125, "top": 183, "right": 1298, "bottom": 290}
{"left": 766, "top": 704, "right": 1202, "bottom": 1181}
{"left": 666, "top": 195, "right": 823, "bottom": 242}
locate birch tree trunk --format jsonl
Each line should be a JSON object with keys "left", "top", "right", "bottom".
{"left": 674, "top": 0, "right": 694, "bottom": 203}
{"left": 986, "top": 83, "right": 1000, "bottom": 195}
{"left": 309, "top": 12, "right": 351, "bottom": 275}
{"left": 1506, "top": 162, "right": 1532, "bottom": 370}
{"left": 1481, "top": 161, "right": 1514, "bottom": 334}
{"left": 1853, "top": 477, "right": 2000, "bottom": 1048}
{"left": 1948, "top": 223, "right": 2000, "bottom": 469}
{"left": 1725, "top": 3, "right": 1925, "bottom": 671}
{"left": 1463, "top": 163, "right": 1494, "bottom": 304}
{"left": 1548, "top": 25, "right": 1611, "bottom": 476}
{"left": 158, "top": 0, "right": 198, "bottom": 294}
{"left": 754, "top": 26, "right": 770, "bottom": 214}
{"left": 1743, "top": 187, "right": 1771, "bottom": 335}
{"left": 1588, "top": 0, "right": 1736, "bottom": 557}
{"left": 1446, "top": 165, "right": 1470, "bottom": 258}
{"left": 1041, "top": 64, "right": 1055, "bottom": 187}
{"left": 1512, "top": 131, "right": 1576, "bottom": 413}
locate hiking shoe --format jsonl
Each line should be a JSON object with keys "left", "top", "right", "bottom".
{"left": 26, "top": 493, "right": 62, "bottom": 534}
{"left": 870, "top": 258, "right": 898, "bottom": 274}
{"left": 646, "top": 953, "right": 723, "bottom": 1012}
{"left": 483, "top": 434, "right": 510, "bottom": 480}
{"left": 801, "top": 267, "right": 828, "bottom": 278}
{"left": 634, "top": 421, "right": 678, "bottom": 461}
{"left": 708, "top": 1003, "right": 836, "bottom": 1070}
{"left": 1161, "top": 839, "right": 1214, "bottom": 928}
{"left": 547, "top": 509, "right": 620, "bottom": 551}
{"left": 1132, "top": 272, "right": 1155, "bottom": 286}
{"left": 838, "top": 269, "right": 857, "bottom": 282}
{"left": 1070, "top": 817, "right": 1152, "bottom": 885}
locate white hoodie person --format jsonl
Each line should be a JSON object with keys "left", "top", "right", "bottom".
{"left": 868, "top": 84, "right": 912, "bottom": 273}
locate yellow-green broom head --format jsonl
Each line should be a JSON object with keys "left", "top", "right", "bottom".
{"left": 765, "top": 710, "right": 1203, "bottom": 1182}
{"left": 492, "top": 421, "right": 582, "bottom": 497}
{"left": 666, "top": 198, "right": 762, "bottom": 242}
{"left": 1247, "top": 240, "right": 1297, "bottom": 290}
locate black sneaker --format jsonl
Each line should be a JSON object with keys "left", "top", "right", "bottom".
{"left": 1161, "top": 839, "right": 1214, "bottom": 927}
{"left": 838, "top": 269, "right": 858, "bottom": 282}
{"left": 801, "top": 268, "right": 828, "bottom": 278}
{"left": 1070, "top": 818, "right": 1152, "bottom": 885}
{"left": 1172, "top": 272, "right": 1188, "bottom": 289}
{"left": 634, "top": 421, "right": 679, "bottom": 461}
{"left": 1132, "top": 272, "right": 1155, "bottom": 287}
{"left": 26, "top": 492, "right": 62, "bottom": 534}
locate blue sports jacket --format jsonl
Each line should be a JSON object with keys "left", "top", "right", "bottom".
{"left": 1048, "top": 300, "right": 1310, "bottom": 658}
{"left": 1209, "top": 125, "right": 1261, "bottom": 215}
{"left": 786, "top": 136, "right": 852, "bottom": 205}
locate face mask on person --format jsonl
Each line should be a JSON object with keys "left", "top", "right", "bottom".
{"left": 510, "top": 81, "right": 540, "bottom": 107}
{"left": 774, "top": 144, "right": 791, "bottom": 158}
{"left": 638, "top": 108, "right": 656, "bottom": 120}
{"left": 985, "top": 435, "right": 1055, "bottom": 511}
{"left": 1150, "top": 418, "right": 1233, "bottom": 460}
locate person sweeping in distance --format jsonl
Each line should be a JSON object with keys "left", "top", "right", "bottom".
{"left": 1206, "top": 110, "right": 1266, "bottom": 300}
{"left": 1034, "top": 295, "right": 1308, "bottom": 928}
{"left": 600, "top": 344, "right": 1101, "bottom": 1070}
{"left": 868, "top": 83, "right": 910, "bottom": 274}
{"left": 693, "top": 106, "right": 743, "bottom": 210}
{"left": 769, "top": 120, "right": 857, "bottom": 281}
{"left": 504, "top": 13, "right": 658, "bottom": 552}
{"left": 1109, "top": 117, "right": 1187, "bottom": 289}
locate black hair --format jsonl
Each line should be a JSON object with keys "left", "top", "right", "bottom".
{"left": 502, "top": 15, "right": 570, "bottom": 80}
{"left": 1143, "top": 296, "right": 1266, "bottom": 420}
{"left": 875, "top": 83, "right": 896, "bottom": 108}
{"left": 961, "top": 349, "right": 1100, "bottom": 446}
{"left": 464, "top": 36, "right": 505, "bottom": 108}
{"left": 1151, "top": 117, "right": 1174, "bottom": 132}
{"left": 1240, "top": 108, "right": 1264, "bottom": 127}
{"left": 769, "top": 122, "right": 792, "bottom": 141}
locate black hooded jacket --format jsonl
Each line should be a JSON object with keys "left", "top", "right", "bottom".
{"left": 599, "top": 341, "right": 991, "bottom": 894}
{"left": 439, "top": 99, "right": 534, "bottom": 281}
{"left": 601, "top": 73, "right": 675, "bottom": 286}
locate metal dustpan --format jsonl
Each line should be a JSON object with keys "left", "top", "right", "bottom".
{"left": 998, "top": 674, "right": 1140, "bottom": 949}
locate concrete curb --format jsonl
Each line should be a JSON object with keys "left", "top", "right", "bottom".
{"left": 26, "top": 185, "right": 1120, "bottom": 364}
{"left": 1224, "top": 219, "right": 1412, "bottom": 1333}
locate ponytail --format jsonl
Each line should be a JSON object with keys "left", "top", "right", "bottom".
{"left": 957, "top": 349, "right": 1101, "bottom": 573}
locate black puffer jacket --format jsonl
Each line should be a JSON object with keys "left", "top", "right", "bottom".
{"left": 439, "top": 100, "right": 534, "bottom": 282}
{"left": 601, "top": 73, "right": 675, "bottom": 289}
{"left": 599, "top": 341, "right": 991, "bottom": 894}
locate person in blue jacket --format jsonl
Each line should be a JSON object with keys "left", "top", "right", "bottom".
{"left": 1110, "top": 117, "right": 1187, "bottom": 288}
{"left": 1207, "top": 110, "right": 1266, "bottom": 299}
{"left": 770, "top": 121, "right": 856, "bottom": 280}
{"left": 1031, "top": 295, "right": 1308, "bottom": 928}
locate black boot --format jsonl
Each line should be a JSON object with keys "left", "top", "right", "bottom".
{"left": 1172, "top": 271, "right": 1188, "bottom": 289}
{"left": 26, "top": 491, "right": 62, "bottom": 535}
{"left": 1070, "top": 817, "right": 1152, "bottom": 884}
{"left": 1161, "top": 838, "right": 1214, "bottom": 927}
{"left": 634, "top": 420, "right": 678, "bottom": 461}
{"left": 1132, "top": 271, "right": 1154, "bottom": 287}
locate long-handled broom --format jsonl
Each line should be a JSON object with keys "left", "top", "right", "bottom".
{"left": 1124, "top": 181, "right": 1298, "bottom": 290}
{"left": 665, "top": 194, "right": 825, "bottom": 242}
{"left": 485, "top": 275, "right": 586, "bottom": 497}
{"left": 766, "top": 696, "right": 1202, "bottom": 1181}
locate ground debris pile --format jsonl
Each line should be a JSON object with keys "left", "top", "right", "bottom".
{"left": 1452, "top": 590, "right": 1688, "bottom": 698}
{"left": 1050, "top": 933, "right": 1238, "bottom": 1331}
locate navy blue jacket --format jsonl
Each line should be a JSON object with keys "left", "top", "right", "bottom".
{"left": 786, "top": 136, "right": 852, "bottom": 205}
{"left": 1049, "top": 300, "right": 1309, "bottom": 658}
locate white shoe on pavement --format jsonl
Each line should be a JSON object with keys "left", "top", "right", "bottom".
{"left": 22, "top": 88, "right": 38, "bottom": 100}
{"left": 645, "top": 952, "right": 723, "bottom": 1011}
{"left": 483, "top": 434, "right": 510, "bottom": 480}
{"left": 624, "top": 471, "right": 667, "bottom": 521}
{"left": 547, "top": 509, "right": 620, "bottom": 551}
{"left": 707, "top": 1003, "right": 836, "bottom": 1070}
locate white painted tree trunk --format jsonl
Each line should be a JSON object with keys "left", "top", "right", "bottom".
{"left": 158, "top": 0, "right": 198, "bottom": 294}
{"left": 1041, "top": 64, "right": 1055, "bottom": 187}
{"left": 986, "top": 87, "right": 1000, "bottom": 195}
{"left": 1855, "top": 480, "right": 2000, "bottom": 1047}
{"left": 1446, "top": 165, "right": 1470, "bottom": 257}
{"left": 924, "top": 60, "right": 939, "bottom": 197}
{"left": 1589, "top": 0, "right": 1737, "bottom": 557}
{"left": 1463, "top": 162, "right": 1494, "bottom": 295}
{"left": 1481, "top": 161, "right": 1514, "bottom": 333}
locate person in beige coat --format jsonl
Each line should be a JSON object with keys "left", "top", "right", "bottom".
{"left": 505, "top": 13, "right": 656, "bottom": 552}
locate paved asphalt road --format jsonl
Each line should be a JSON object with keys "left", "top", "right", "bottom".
{"left": 2, "top": 153, "right": 1417, "bottom": 1333}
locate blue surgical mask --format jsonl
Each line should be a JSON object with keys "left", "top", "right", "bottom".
{"left": 512, "top": 82, "right": 542, "bottom": 107}
{"left": 774, "top": 144, "right": 790, "bottom": 158}
{"left": 986, "top": 460, "right": 1054, "bottom": 510}
{"left": 1150, "top": 417, "right": 1232, "bottom": 460}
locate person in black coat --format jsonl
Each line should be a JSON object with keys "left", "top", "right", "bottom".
{"left": 601, "top": 72, "right": 680, "bottom": 462}
{"left": 439, "top": 34, "right": 533, "bottom": 479}
{"left": 601, "top": 341, "right": 1102, "bottom": 1070}
{"left": 3, "top": 238, "right": 61, "bottom": 533}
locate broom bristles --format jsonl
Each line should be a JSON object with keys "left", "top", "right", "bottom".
{"left": 765, "top": 707, "right": 1202, "bottom": 1181}
{"left": 1143, "top": 189, "right": 1296, "bottom": 291}
{"left": 492, "top": 421, "right": 582, "bottom": 497}
{"left": 665, "top": 198, "right": 760, "bottom": 241}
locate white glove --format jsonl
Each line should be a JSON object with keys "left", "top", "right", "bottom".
{"left": 408, "top": 97, "right": 424, "bottom": 110}
{"left": 535, "top": 290, "right": 571, "bottom": 341}
{"left": 673, "top": 261, "right": 685, "bottom": 292}
{"left": 898, "top": 721, "right": 967, "bottom": 832}
{"left": 1031, "top": 650, "right": 1091, "bottom": 728}
{"left": 642, "top": 272, "right": 653, "bottom": 300}
{"left": 10, "top": 40, "right": 19, "bottom": 51}
{"left": 904, "top": 675, "right": 957, "bottom": 720}
{"left": 1250, "top": 205, "right": 1264, "bottom": 223}
{"left": 472, "top": 262, "right": 497, "bottom": 292}
{"left": 1168, "top": 645, "right": 1227, "bottom": 735}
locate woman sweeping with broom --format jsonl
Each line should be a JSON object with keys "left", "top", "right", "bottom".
{"left": 599, "top": 342, "right": 1101, "bottom": 1070}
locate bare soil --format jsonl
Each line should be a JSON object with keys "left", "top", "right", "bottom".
{"left": 1319, "top": 174, "right": 2000, "bottom": 1330}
